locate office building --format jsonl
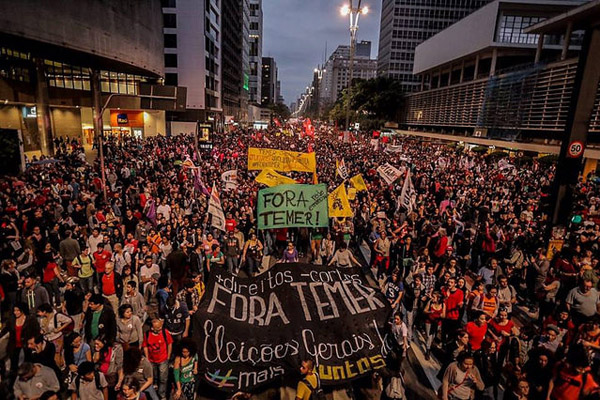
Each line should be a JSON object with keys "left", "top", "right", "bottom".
{"left": 318, "top": 41, "right": 377, "bottom": 109}
{"left": 249, "top": 0, "right": 263, "bottom": 105}
{"left": 0, "top": 0, "right": 177, "bottom": 157}
{"left": 162, "top": 0, "right": 222, "bottom": 134}
{"left": 261, "top": 57, "right": 278, "bottom": 105}
{"left": 404, "top": 0, "right": 594, "bottom": 142}
{"left": 377, "top": 0, "right": 492, "bottom": 92}
{"left": 221, "top": 0, "right": 244, "bottom": 121}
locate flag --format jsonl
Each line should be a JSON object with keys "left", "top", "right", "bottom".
{"left": 208, "top": 183, "right": 226, "bottom": 231}
{"left": 181, "top": 155, "right": 198, "bottom": 169}
{"left": 399, "top": 169, "right": 417, "bottom": 214}
{"left": 328, "top": 184, "right": 353, "bottom": 218}
{"left": 255, "top": 168, "right": 297, "bottom": 187}
{"left": 349, "top": 174, "right": 368, "bottom": 191}
{"left": 348, "top": 187, "right": 357, "bottom": 200}
{"left": 193, "top": 170, "right": 210, "bottom": 196}
{"left": 336, "top": 159, "right": 349, "bottom": 180}
{"left": 221, "top": 169, "right": 238, "bottom": 190}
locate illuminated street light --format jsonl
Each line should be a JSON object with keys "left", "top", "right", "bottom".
{"left": 340, "top": 1, "right": 368, "bottom": 130}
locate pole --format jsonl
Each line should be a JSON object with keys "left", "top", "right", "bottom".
{"left": 91, "top": 69, "right": 108, "bottom": 204}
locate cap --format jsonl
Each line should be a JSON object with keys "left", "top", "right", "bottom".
{"left": 546, "top": 324, "right": 559, "bottom": 334}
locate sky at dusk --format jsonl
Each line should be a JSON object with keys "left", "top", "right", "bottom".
{"left": 262, "top": 0, "right": 381, "bottom": 107}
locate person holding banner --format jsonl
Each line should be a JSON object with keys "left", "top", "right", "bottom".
{"left": 328, "top": 242, "right": 360, "bottom": 268}
{"left": 241, "top": 232, "right": 263, "bottom": 277}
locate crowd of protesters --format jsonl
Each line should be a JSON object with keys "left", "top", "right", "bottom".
{"left": 0, "top": 123, "right": 600, "bottom": 400}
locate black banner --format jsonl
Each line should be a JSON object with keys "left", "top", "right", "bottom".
{"left": 192, "top": 263, "right": 392, "bottom": 392}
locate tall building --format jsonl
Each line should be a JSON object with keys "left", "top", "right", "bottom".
{"left": 404, "top": 0, "right": 591, "bottom": 142}
{"left": 318, "top": 41, "right": 377, "bottom": 109}
{"left": 221, "top": 0, "right": 244, "bottom": 120}
{"left": 162, "top": 0, "right": 222, "bottom": 133}
{"left": 0, "top": 0, "right": 173, "bottom": 157}
{"left": 240, "top": 0, "right": 250, "bottom": 122}
{"left": 248, "top": 0, "right": 263, "bottom": 105}
{"left": 377, "top": 0, "right": 492, "bottom": 93}
{"left": 261, "top": 57, "right": 277, "bottom": 105}
{"left": 276, "top": 80, "right": 284, "bottom": 104}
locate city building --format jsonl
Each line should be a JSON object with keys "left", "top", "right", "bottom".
{"left": 404, "top": 0, "right": 594, "bottom": 144}
{"left": 318, "top": 41, "right": 378, "bottom": 110}
{"left": 221, "top": 0, "right": 245, "bottom": 121}
{"left": 0, "top": 0, "right": 175, "bottom": 156}
{"left": 377, "top": 0, "right": 492, "bottom": 93}
{"left": 162, "top": 0, "right": 222, "bottom": 134}
{"left": 249, "top": 0, "right": 263, "bottom": 106}
{"left": 276, "top": 80, "right": 284, "bottom": 104}
{"left": 261, "top": 57, "right": 278, "bottom": 106}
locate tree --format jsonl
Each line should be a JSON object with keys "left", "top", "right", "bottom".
{"left": 329, "top": 76, "right": 405, "bottom": 128}
{"left": 267, "top": 102, "right": 291, "bottom": 121}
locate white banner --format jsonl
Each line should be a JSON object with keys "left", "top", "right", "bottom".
{"left": 221, "top": 169, "right": 238, "bottom": 190}
{"left": 208, "top": 183, "right": 226, "bottom": 231}
{"left": 377, "top": 163, "right": 403, "bottom": 185}
{"left": 385, "top": 144, "right": 403, "bottom": 153}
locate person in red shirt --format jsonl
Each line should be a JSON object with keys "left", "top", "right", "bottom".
{"left": 143, "top": 318, "right": 173, "bottom": 400}
{"left": 442, "top": 277, "right": 464, "bottom": 343}
{"left": 548, "top": 352, "right": 599, "bottom": 400}
{"left": 93, "top": 242, "right": 112, "bottom": 276}
{"left": 99, "top": 262, "right": 122, "bottom": 312}
{"left": 225, "top": 213, "right": 237, "bottom": 233}
{"left": 465, "top": 311, "right": 488, "bottom": 351}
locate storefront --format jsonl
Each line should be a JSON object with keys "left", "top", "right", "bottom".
{"left": 109, "top": 110, "right": 145, "bottom": 139}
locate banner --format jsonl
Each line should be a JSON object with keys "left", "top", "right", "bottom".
{"left": 221, "top": 169, "right": 238, "bottom": 190}
{"left": 248, "top": 148, "right": 316, "bottom": 172}
{"left": 336, "top": 159, "right": 349, "bottom": 180}
{"left": 384, "top": 144, "right": 403, "bottom": 153}
{"left": 255, "top": 168, "right": 297, "bottom": 187}
{"left": 348, "top": 187, "right": 357, "bottom": 200}
{"left": 328, "top": 184, "right": 354, "bottom": 218}
{"left": 257, "top": 184, "right": 328, "bottom": 229}
{"left": 398, "top": 169, "right": 416, "bottom": 214}
{"left": 193, "top": 263, "right": 392, "bottom": 392}
{"left": 349, "top": 174, "right": 368, "bottom": 192}
{"left": 377, "top": 163, "right": 403, "bottom": 185}
{"left": 208, "top": 183, "right": 226, "bottom": 231}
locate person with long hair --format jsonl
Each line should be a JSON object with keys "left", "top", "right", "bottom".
{"left": 172, "top": 340, "right": 198, "bottom": 400}
{"left": 93, "top": 336, "right": 124, "bottom": 393}
{"left": 118, "top": 376, "right": 147, "bottom": 400}
{"left": 122, "top": 347, "right": 155, "bottom": 400}
{"left": 64, "top": 331, "right": 92, "bottom": 374}
{"left": 241, "top": 232, "right": 263, "bottom": 277}
{"left": 424, "top": 291, "right": 446, "bottom": 359}
{"left": 0, "top": 302, "right": 40, "bottom": 381}
{"left": 117, "top": 304, "right": 143, "bottom": 349}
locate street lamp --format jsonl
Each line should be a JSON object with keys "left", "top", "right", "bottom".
{"left": 340, "top": 1, "right": 368, "bottom": 130}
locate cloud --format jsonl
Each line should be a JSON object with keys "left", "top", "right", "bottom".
{"left": 262, "top": 0, "right": 380, "bottom": 106}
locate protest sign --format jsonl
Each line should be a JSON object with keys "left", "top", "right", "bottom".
{"left": 208, "top": 183, "right": 226, "bottom": 231}
{"left": 377, "top": 163, "right": 403, "bottom": 185}
{"left": 255, "top": 168, "right": 297, "bottom": 187}
{"left": 257, "top": 184, "right": 328, "bottom": 229}
{"left": 336, "top": 159, "right": 349, "bottom": 180}
{"left": 221, "top": 169, "right": 238, "bottom": 190}
{"left": 384, "top": 144, "right": 403, "bottom": 153}
{"left": 328, "top": 184, "right": 353, "bottom": 218}
{"left": 247, "top": 147, "right": 316, "bottom": 172}
{"left": 193, "top": 263, "right": 392, "bottom": 392}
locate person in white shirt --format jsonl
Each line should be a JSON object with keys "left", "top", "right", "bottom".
{"left": 156, "top": 198, "right": 172, "bottom": 222}
{"left": 87, "top": 228, "right": 104, "bottom": 255}
{"left": 140, "top": 256, "right": 160, "bottom": 291}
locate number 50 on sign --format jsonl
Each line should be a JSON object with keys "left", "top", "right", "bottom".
{"left": 567, "top": 141, "right": 584, "bottom": 158}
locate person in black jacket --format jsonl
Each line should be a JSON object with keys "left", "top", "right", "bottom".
{"left": 84, "top": 294, "right": 116, "bottom": 344}
{"left": 25, "top": 334, "right": 61, "bottom": 380}
{"left": 0, "top": 302, "right": 40, "bottom": 382}
{"left": 474, "top": 338, "right": 502, "bottom": 400}
{"left": 63, "top": 277, "right": 85, "bottom": 333}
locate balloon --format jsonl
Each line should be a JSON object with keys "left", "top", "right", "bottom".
{"left": 571, "top": 215, "right": 583, "bottom": 224}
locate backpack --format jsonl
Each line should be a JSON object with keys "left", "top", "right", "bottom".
{"left": 302, "top": 373, "right": 326, "bottom": 400}
{"left": 75, "top": 370, "right": 104, "bottom": 394}
{"left": 54, "top": 312, "right": 75, "bottom": 334}
{"left": 385, "top": 375, "right": 406, "bottom": 399}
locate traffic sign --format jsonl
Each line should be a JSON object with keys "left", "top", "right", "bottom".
{"left": 567, "top": 140, "right": 584, "bottom": 158}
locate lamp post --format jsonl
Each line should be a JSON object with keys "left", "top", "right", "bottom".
{"left": 340, "top": 1, "right": 368, "bottom": 131}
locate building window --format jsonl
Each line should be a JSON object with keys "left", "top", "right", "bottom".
{"left": 165, "top": 73, "right": 178, "bottom": 86}
{"left": 164, "top": 34, "right": 177, "bottom": 48}
{"left": 163, "top": 13, "right": 177, "bottom": 28}
{"left": 164, "top": 53, "right": 178, "bottom": 68}
{"left": 161, "top": 0, "right": 176, "bottom": 7}
{"left": 497, "top": 15, "right": 543, "bottom": 45}
{"left": 250, "top": 22, "right": 259, "bottom": 30}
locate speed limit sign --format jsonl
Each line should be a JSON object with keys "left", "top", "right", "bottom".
{"left": 567, "top": 141, "right": 584, "bottom": 158}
